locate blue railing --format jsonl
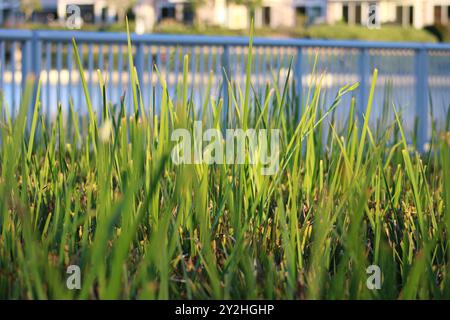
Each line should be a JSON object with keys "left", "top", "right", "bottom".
{"left": 1, "top": 29, "right": 450, "bottom": 147}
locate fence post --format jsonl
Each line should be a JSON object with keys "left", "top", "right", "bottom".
{"left": 136, "top": 42, "right": 144, "bottom": 86}
{"left": 222, "top": 44, "right": 230, "bottom": 124}
{"left": 295, "top": 46, "right": 303, "bottom": 121}
{"left": 21, "top": 39, "right": 30, "bottom": 89}
{"left": 415, "top": 47, "right": 428, "bottom": 152}
{"left": 31, "top": 31, "right": 41, "bottom": 80}
{"left": 26, "top": 31, "right": 41, "bottom": 127}
{"left": 135, "top": 42, "right": 144, "bottom": 114}
{"left": 358, "top": 47, "right": 369, "bottom": 123}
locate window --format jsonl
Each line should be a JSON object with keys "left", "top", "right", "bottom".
{"left": 183, "top": 4, "right": 194, "bottom": 24}
{"left": 343, "top": 4, "right": 349, "bottom": 23}
{"left": 311, "top": 6, "right": 322, "bottom": 19}
{"left": 31, "top": 9, "right": 57, "bottom": 23}
{"left": 126, "top": 8, "right": 135, "bottom": 21}
{"left": 355, "top": 4, "right": 362, "bottom": 24}
{"left": 161, "top": 6, "right": 175, "bottom": 20}
{"left": 435, "top": 6, "right": 442, "bottom": 24}
{"left": 395, "top": 6, "right": 402, "bottom": 25}
{"left": 79, "top": 5, "right": 94, "bottom": 23}
{"left": 408, "top": 6, "right": 414, "bottom": 26}
{"left": 263, "top": 7, "right": 271, "bottom": 26}
{"left": 101, "top": 8, "right": 108, "bottom": 22}
{"left": 296, "top": 6, "right": 306, "bottom": 16}
{"left": 296, "top": 6, "right": 306, "bottom": 26}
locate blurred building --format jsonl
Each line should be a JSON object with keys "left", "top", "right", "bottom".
{"left": 47, "top": 0, "right": 120, "bottom": 24}
{"left": 0, "top": 0, "right": 20, "bottom": 25}
{"left": 134, "top": 0, "right": 450, "bottom": 32}
{"left": 1, "top": 0, "right": 122, "bottom": 25}
{"left": 327, "top": 0, "right": 450, "bottom": 28}
{"left": 134, "top": 0, "right": 296, "bottom": 31}
{"left": 53, "top": 0, "right": 116, "bottom": 24}
{"left": 294, "top": 0, "right": 327, "bottom": 25}
{"left": 1, "top": 0, "right": 450, "bottom": 31}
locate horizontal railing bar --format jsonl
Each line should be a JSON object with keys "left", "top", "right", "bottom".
{"left": 2, "top": 29, "right": 450, "bottom": 51}
{"left": 0, "top": 29, "right": 33, "bottom": 40}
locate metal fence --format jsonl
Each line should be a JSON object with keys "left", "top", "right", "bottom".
{"left": 1, "top": 29, "right": 450, "bottom": 146}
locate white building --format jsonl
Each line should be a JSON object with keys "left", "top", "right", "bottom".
{"left": 12, "top": 0, "right": 119, "bottom": 25}
{"left": 133, "top": 0, "right": 450, "bottom": 33}
{"left": 3, "top": 0, "right": 450, "bottom": 31}
{"left": 326, "top": 0, "right": 450, "bottom": 29}
{"left": 53, "top": 0, "right": 113, "bottom": 24}
{"left": 134, "top": 0, "right": 296, "bottom": 31}
{"left": 252, "top": 0, "right": 297, "bottom": 28}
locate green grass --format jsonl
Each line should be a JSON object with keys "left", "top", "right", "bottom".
{"left": 1, "top": 25, "right": 450, "bottom": 300}
{"left": 7, "top": 19, "right": 442, "bottom": 42}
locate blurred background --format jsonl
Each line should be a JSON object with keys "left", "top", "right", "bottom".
{"left": 1, "top": 0, "right": 450, "bottom": 42}
{"left": 0, "top": 1, "right": 449, "bottom": 145}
